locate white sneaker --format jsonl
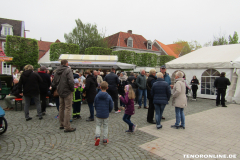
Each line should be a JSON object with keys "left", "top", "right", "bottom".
{"left": 115, "top": 110, "right": 121, "bottom": 113}
{"left": 49, "top": 103, "right": 53, "bottom": 106}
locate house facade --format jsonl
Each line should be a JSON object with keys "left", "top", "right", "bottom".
{"left": 38, "top": 39, "right": 60, "bottom": 64}
{"left": 0, "top": 18, "right": 25, "bottom": 74}
{"left": 105, "top": 30, "right": 161, "bottom": 55}
{"left": 105, "top": 30, "right": 185, "bottom": 60}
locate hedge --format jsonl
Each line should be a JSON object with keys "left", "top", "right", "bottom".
{"left": 84, "top": 47, "right": 175, "bottom": 68}
{"left": 111, "top": 50, "right": 137, "bottom": 64}
{"left": 50, "top": 42, "right": 79, "bottom": 61}
{"left": 158, "top": 55, "right": 175, "bottom": 66}
{"left": 85, "top": 47, "right": 112, "bottom": 55}
{"left": 5, "top": 35, "right": 39, "bottom": 70}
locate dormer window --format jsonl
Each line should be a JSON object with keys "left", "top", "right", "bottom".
{"left": 1, "top": 24, "right": 13, "bottom": 36}
{"left": 127, "top": 37, "right": 133, "bottom": 47}
{"left": 147, "top": 40, "right": 152, "bottom": 49}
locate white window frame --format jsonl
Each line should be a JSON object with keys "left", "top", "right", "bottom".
{"left": 2, "top": 62, "right": 12, "bottom": 75}
{"left": 1, "top": 24, "right": 13, "bottom": 36}
{"left": 127, "top": 37, "right": 133, "bottom": 47}
{"left": 147, "top": 40, "right": 152, "bottom": 50}
{"left": 201, "top": 69, "right": 220, "bottom": 95}
{"left": 2, "top": 42, "right": 6, "bottom": 52}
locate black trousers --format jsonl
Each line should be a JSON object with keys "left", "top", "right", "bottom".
{"left": 107, "top": 89, "right": 118, "bottom": 111}
{"left": 216, "top": 88, "right": 226, "bottom": 106}
{"left": 40, "top": 93, "right": 47, "bottom": 112}
{"left": 72, "top": 101, "right": 81, "bottom": 117}
{"left": 192, "top": 88, "right": 197, "bottom": 99}
{"left": 135, "top": 89, "right": 138, "bottom": 104}
{"left": 147, "top": 98, "right": 155, "bottom": 122}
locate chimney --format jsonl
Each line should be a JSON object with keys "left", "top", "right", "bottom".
{"left": 127, "top": 30, "right": 132, "bottom": 34}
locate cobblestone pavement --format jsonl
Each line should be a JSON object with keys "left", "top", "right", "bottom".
{"left": 0, "top": 97, "right": 219, "bottom": 160}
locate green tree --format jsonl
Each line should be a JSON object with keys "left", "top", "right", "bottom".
{"left": 5, "top": 35, "right": 39, "bottom": 70}
{"left": 203, "top": 41, "right": 212, "bottom": 47}
{"left": 173, "top": 40, "right": 192, "bottom": 56}
{"left": 64, "top": 19, "right": 108, "bottom": 54}
{"left": 85, "top": 47, "right": 112, "bottom": 55}
{"left": 213, "top": 36, "right": 228, "bottom": 46}
{"left": 229, "top": 31, "right": 239, "bottom": 44}
{"left": 50, "top": 42, "right": 79, "bottom": 61}
{"left": 189, "top": 40, "right": 202, "bottom": 51}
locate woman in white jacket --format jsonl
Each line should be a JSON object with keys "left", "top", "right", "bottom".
{"left": 171, "top": 71, "right": 187, "bottom": 129}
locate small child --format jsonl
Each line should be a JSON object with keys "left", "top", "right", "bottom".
{"left": 72, "top": 79, "right": 83, "bottom": 120}
{"left": 94, "top": 81, "right": 113, "bottom": 146}
{"left": 119, "top": 85, "right": 137, "bottom": 133}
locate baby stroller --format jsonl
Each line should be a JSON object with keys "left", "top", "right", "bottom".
{"left": 0, "top": 105, "right": 7, "bottom": 135}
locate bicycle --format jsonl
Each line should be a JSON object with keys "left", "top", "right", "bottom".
{"left": 0, "top": 105, "right": 8, "bottom": 135}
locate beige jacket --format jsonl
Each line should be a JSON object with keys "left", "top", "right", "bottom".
{"left": 97, "top": 75, "right": 103, "bottom": 88}
{"left": 172, "top": 78, "right": 187, "bottom": 108}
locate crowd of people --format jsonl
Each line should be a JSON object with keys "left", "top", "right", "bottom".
{"left": 1, "top": 59, "right": 231, "bottom": 146}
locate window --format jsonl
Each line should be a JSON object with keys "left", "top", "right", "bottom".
{"left": 2, "top": 42, "right": 6, "bottom": 52}
{"left": 2, "top": 62, "right": 11, "bottom": 75}
{"left": 201, "top": 69, "right": 220, "bottom": 95}
{"left": 147, "top": 40, "right": 152, "bottom": 49}
{"left": 127, "top": 37, "right": 133, "bottom": 47}
{"left": 1, "top": 24, "right": 13, "bottom": 36}
{"left": 171, "top": 70, "right": 186, "bottom": 85}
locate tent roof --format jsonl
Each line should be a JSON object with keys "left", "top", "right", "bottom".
{"left": 40, "top": 61, "right": 136, "bottom": 70}
{"left": 166, "top": 44, "right": 240, "bottom": 69}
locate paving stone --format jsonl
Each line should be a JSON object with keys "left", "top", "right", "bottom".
{"left": 1, "top": 98, "right": 232, "bottom": 159}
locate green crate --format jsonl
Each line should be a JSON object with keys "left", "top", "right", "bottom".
{"left": 1, "top": 87, "right": 11, "bottom": 95}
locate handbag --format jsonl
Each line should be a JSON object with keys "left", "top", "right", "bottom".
{"left": 53, "top": 89, "right": 59, "bottom": 97}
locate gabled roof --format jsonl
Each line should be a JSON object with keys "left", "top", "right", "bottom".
{"left": 105, "top": 31, "right": 158, "bottom": 51}
{"left": 166, "top": 44, "right": 240, "bottom": 69}
{"left": 0, "top": 46, "right": 6, "bottom": 56}
{"left": 38, "top": 39, "right": 60, "bottom": 60}
{"left": 154, "top": 40, "right": 178, "bottom": 58}
{"left": 167, "top": 43, "right": 186, "bottom": 56}
{"left": 0, "top": 18, "right": 23, "bottom": 38}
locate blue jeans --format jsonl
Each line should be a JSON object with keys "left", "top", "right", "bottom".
{"left": 88, "top": 102, "right": 94, "bottom": 119}
{"left": 175, "top": 107, "right": 185, "bottom": 127}
{"left": 123, "top": 114, "right": 133, "bottom": 131}
{"left": 138, "top": 89, "right": 147, "bottom": 107}
{"left": 154, "top": 104, "right": 166, "bottom": 127}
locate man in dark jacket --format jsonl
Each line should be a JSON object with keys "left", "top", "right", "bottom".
{"left": 147, "top": 69, "right": 157, "bottom": 124}
{"left": 214, "top": 72, "right": 231, "bottom": 107}
{"left": 151, "top": 72, "right": 171, "bottom": 129}
{"left": 38, "top": 66, "right": 51, "bottom": 115}
{"left": 18, "top": 65, "right": 43, "bottom": 121}
{"left": 136, "top": 69, "right": 148, "bottom": 109}
{"left": 104, "top": 68, "right": 120, "bottom": 113}
{"left": 4, "top": 78, "right": 22, "bottom": 110}
{"left": 83, "top": 70, "right": 98, "bottom": 121}
{"left": 52, "top": 60, "right": 75, "bottom": 132}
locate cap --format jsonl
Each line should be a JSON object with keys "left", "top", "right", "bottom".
{"left": 160, "top": 65, "right": 166, "bottom": 69}
{"left": 121, "top": 72, "right": 125, "bottom": 76}
{"left": 40, "top": 66, "right": 47, "bottom": 71}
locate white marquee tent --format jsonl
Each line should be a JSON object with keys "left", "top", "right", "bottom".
{"left": 40, "top": 54, "right": 136, "bottom": 70}
{"left": 166, "top": 44, "right": 240, "bottom": 103}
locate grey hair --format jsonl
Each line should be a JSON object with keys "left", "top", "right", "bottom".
{"left": 176, "top": 71, "right": 184, "bottom": 78}
{"left": 156, "top": 72, "right": 163, "bottom": 78}
{"left": 149, "top": 69, "right": 156, "bottom": 75}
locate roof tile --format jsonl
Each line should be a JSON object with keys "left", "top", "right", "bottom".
{"left": 105, "top": 31, "right": 158, "bottom": 51}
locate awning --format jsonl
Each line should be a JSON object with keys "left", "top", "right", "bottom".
{"left": 40, "top": 61, "right": 136, "bottom": 70}
{"left": 0, "top": 56, "right": 13, "bottom": 62}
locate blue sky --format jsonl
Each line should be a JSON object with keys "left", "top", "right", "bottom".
{"left": 1, "top": 0, "right": 240, "bottom": 46}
